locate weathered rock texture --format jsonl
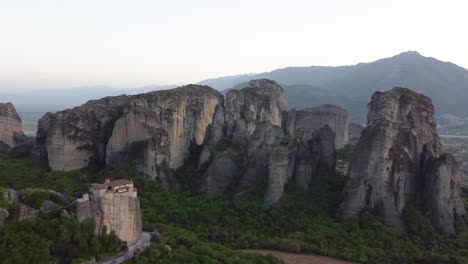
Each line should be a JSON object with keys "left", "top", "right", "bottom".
{"left": 77, "top": 185, "right": 142, "bottom": 244}
{"left": 289, "top": 105, "right": 348, "bottom": 149}
{"left": 33, "top": 79, "right": 345, "bottom": 204}
{"left": 348, "top": 122, "right": 364, "bottom": 145}
{"left": 33, "top": 86, "right": 223, "bottom": 185}
{"left": 196, "top": 79, "right": 338, "bottom": 204}
{"left": 0, "top": 208, "right": 8, "bottom": 228}
{"left": 0, "top": 102, "right": 24, "bottom": 150}
{"left": 338, "top": 87, "right": 466, "bottom": 235}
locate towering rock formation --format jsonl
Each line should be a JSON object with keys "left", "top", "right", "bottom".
{"left": 348, "top": 122, "right": 364, "bottom": 145}
{"left": 32, "top": 86, "right": 223, "bottom": 185}
{"left": 288, "top": 105, "right": 348, "bottom": 149}
{"left": 33, "top": 79, "right": 345, "bottom": 204}
{"left": 196, "top": 80, "right": 338, "bottom": 204}
{"left": 197, "top": 79, "right": 290, "bottom": 199}
{"left": 0, "top": 102, "right": 24, "bottom": 152}
{"left": 224, "top": 79, "right": 289, "bottom": 136}
{"left": 338, "top": 87, "right": 466, "bottom": 235}
{"left": 76, "top": 179, "right": 142, "bottom": 244}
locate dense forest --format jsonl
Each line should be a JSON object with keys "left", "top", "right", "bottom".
{"left": 0, "top": 154, "right": 467, "bottom": 263}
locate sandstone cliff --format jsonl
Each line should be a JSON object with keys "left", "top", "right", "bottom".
{"left": 32, "top": 86, "right": 223, "bottom": 185}
{"left": 196, "top": 80, "right": 338, "bottom": 204}
{"left": 288, "top": 105, "right": 348, "bottom": 149}
{"left": 33, "top": 79, "right": 345, "bottom": 204}
{"left": 338, "top": 87, "right": 466, "bottom": 235}
{"left": 77, "top": 183, "right": 142, "bottom": 244}
{"left": 348, "top": 122, "right": 364, "bottom": 145}
{"left": 0, "top": 102, "right": 24, "bottom": 152}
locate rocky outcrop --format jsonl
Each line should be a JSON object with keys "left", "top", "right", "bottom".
{"left": 424, "top": 154, "right": 466, "bottom": 235}
{"left": 33, "top": 79, "right": 342, "bottom": 204}
{"left": 0, "top": 208, "right": 8, "bottom": 227}
{"left": 197, "top": 80, "right": 290, "bottom": 198}
{"left": 18, "top": 203, "right": 39, "bottom": 220}
{"left": 76, "top": 180, "right": 142, "bottom": 244}
{"left": 0, "top": 102, "right": 24, "bottom": 152}
{"left": 348, "top": 122, "right": 364, "bottom": 145}
{"left": 32, "top": 86, "right": 223, "bottom": 185}
{"left": 1, "top": 189, "right": 19, "bottom": 206}
{"left": 224, "top": 79, "right": 289, "bottom": 136}
{"left": 196, "top": 80, "right": 337, "bottom": 204}
{"left": 338, "top": 87, "right": 466, "bottom": 235}
{"left": 288, "top": 105, "right": 348, "bottom": 149}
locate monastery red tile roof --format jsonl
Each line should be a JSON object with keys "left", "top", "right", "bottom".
{"left": 91, "top": 179, "right": 133, "bottom": 190}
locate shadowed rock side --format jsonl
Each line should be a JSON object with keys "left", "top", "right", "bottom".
{"left": 289, "top": 105, "right": 348, "bottom": 149}
{"left": 338, "top": 87, "right": 466, "bottom": 235}
{"left": 424, "top": 154, "right": 466, "bottom": 235}
{"left": 347, "top": 122, "right": 364, "bottom": 145}
{"left": 32, "top": 85, "right": 223, "bottom": 186}
{"left": 196, "top": 79, "right": 337, "bottom": 204}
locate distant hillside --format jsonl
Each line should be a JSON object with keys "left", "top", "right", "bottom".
{"left": 200, "top": 52, "right": 468, "bottom": 121}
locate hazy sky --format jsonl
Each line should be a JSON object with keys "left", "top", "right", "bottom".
{"left": 1, "top": 0, "right": 467, "bottom": 91}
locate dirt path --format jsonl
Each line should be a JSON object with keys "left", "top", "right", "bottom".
{"left": 241, "top": 249, "right": 358, "bottom": 264}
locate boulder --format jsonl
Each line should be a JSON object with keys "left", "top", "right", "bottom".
{"left": 18, "top": 203, "right": 39, "bottom": 220}
{"left": 338, "top": 87, "right": 466, "bottom": 235}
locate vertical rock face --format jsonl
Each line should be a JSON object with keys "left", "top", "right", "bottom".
{"left": 32, "top": 86, "right": 223, "bottom": 185}
{"left": 348, "top": 122, "right": 364, "bottom": 145}
{"left": 0, "top": 208, "right": 8, "bottom": 228}
{"left": 0, "top": 102, "right": 24, "bottom": 149}
{"left": 424, "top": 154, "right": 466, "bottom": 235}
{"left": 224, "top": 79, "right": 289, "bottom": 136}
{"left": 76, "top": 180, "right": 142, "bottom": 244}
{"left": 290, "top": 105, "right": 348, "bottom": 149}
{"left": 196, "top": 80, "right": 337, "bottom": 204}
{"left": 197, "top": 80, "right": 290, "bottom": 199}
{"left": 34, "top": 96, "right": 127, "bottom": 171}
{"left": 338, "top": 87, "right": 466, "bottom": 235}
{"left": 105, "top": 86, "right": 222, "bottom": 186}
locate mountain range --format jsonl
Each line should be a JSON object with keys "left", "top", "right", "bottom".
{"left": 2, "top": 51, "right": 468, "bottom": 122}
{"left": 199, "top": 51, "right": 468, "bottom": 121}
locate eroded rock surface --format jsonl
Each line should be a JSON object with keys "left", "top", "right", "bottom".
{"left": 338, "top": 87, "right": 466, "bottom": 235}
{"left": 424, "top": 154, "right": 466, "bottom": 235}
{"left": 197, "top": 80, "right": 337, "bottom": 204}
{"left": 76, "top": 180, "right": 142, "bottom": 244}
{"left": 32, "top": 86, "right": 223, "bottom": 185}
{"left": 0, "top": 102, "right": 24, "bottom": 152}
{"left": 0, "top": 208, "right": 8, "bottom": 227}
{"left": 289, "top": 105, "right": 348, "bottom": 149}
{"left": 348, "top": 122, "right": 364, "bottom": 145}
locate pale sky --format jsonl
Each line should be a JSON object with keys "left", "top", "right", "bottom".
{"left": 1, "top": 0, "right": 467, "bottom": 91}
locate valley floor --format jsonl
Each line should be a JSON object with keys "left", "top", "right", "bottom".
{"left": 241, "top": 249, "right": 358, "bottom": 264}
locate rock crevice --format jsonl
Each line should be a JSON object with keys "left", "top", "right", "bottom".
{"left": 196, "top": 79, "right": 339, "bottom": 204}
{"left": 32, "top": 86, "right": 224, "bottom": 185}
